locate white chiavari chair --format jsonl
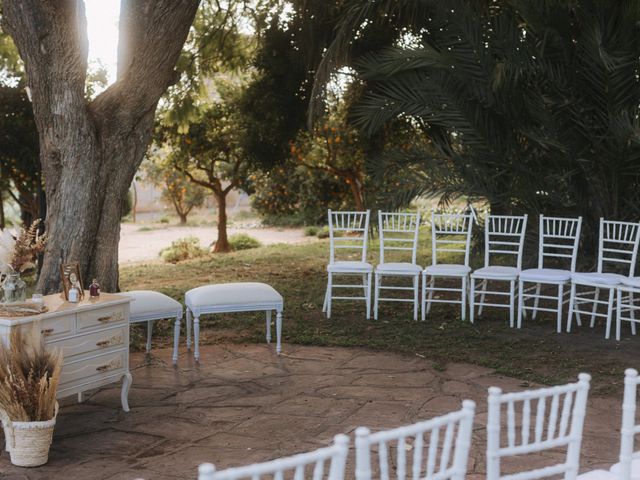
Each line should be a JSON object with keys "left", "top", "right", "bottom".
{"left": 567, "top": 219, "right": 640, "bottom": 339}
{"left": 616, "top": 277, "right": 640, "bottom": 341}
{"left": 487, "top": 373, "right": 591, "bottom": 480}
{"left": 422, "top": 211, "right": 473, "bottom": 322}
{"left": 355, "top": 400, "right": 476, "bottom": 480}
{"left": 374, "top": 212, "right": 422, "bottom": 321}
{"left": 470, "top": 214, "right": 528, "bottom": 327}
{"left": 197, "top": 434, "right": 349, "bottom": 480}
{"left": 323, "top": 210, "right": 373, "bottom": 319}
{"left": 518, "top": 215, "right": 583, "bottom": 332}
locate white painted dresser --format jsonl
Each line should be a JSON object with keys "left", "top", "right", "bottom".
{"left": 0, "top": 292, "right": 133, "bottom": 411}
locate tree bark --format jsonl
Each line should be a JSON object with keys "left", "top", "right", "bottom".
{"left": 0, "top": 193, "right": 4, "bottom": 229}
{"left": 2, "top": 0, "right": 200, "bottom": 293}
{"left": 213, "top": 192, "right": 230, "bottom": 253}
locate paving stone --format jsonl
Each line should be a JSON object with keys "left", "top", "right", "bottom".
{"left": 0, "top": 344, "right": 621, "bottom": 479}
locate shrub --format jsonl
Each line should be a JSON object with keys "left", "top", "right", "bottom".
{"left": 228, "top": 233, "right": 262, "bottom": 251}
{"left": 304, "top": 226, "right": 320, "bottom": 236}
{"left": 159, "top": 216, "right": 171, "bottom": 224}
{"left": 316, "top": 226, "right": 330, "bottom": 239}
{"left": 159, "top": 236, "right": 207, "bottom": 263}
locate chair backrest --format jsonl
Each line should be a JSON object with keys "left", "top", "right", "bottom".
{"left": 355, "top": 400, "right": 475, "bottom": 480}
{"left": 538, "top": 216, "right": 582, "bottom": 272}
{"left": 378, "top": 212, "right": 421, "bottom": 265}
{"left": 484, "top": 215, "right": 528, "bottom": 270}
{"left": 597, "top": 219, "right": 640, "bottom": 276}
{"left": 198, "top": 434, "right": 349, "bottom": 480}
{"left": 430, "top": 211, "right": 473, "bottom": 267}
{"left": 328, "top": 210, "right": 371, "bottom": 264}
{"left": 486, "top": 373, "right": 591, "bottom": 480}
{"left": 619, "top": 368, "right": 640, "bottom": 480}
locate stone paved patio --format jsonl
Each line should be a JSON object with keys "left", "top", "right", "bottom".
{"left": 0, "top": 344, "right": 621, "bottom": 479}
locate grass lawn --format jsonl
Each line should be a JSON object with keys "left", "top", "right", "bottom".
{"left": 120, "top": 237, "right": 638, "bottom": 397}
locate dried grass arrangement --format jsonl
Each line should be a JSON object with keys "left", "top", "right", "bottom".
{"left": 0, "top": 325, "right": 62, "bottom": 422}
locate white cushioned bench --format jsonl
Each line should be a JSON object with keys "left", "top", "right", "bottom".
{"left": 185, "top": 282, "right": 283, "bottom": 361}
{"left": 121, "top": 290, "right": 183, "bottom": 364}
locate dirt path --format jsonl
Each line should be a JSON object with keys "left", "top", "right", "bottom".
{"left": 119, "top": 223, "right": 315, "bottom": 264}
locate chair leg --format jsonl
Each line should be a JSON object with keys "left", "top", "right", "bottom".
{"left": 322, "top": 279, "right": 329, "bottom": 313}
{"left": 276, "top": 310, "right": 282, "bottom": 354}
{"left": 413, "top": 275, "right": 419, "bottom": 321}
{"left": 172, "top": 315, "right": 181, "bottom": 365}
{"left": 630, "top": 291, "right": 636, "bottom": 335}
{"left": 366, "top": 272, "right": 372, "bottom": 320}
{"left": 605, "top": 288, "right": 614, "bottom": 339}
{"left": 426, "top": 276, "right": 435, "bottom": 314}
{"left": 266, "top": 310, "right": 272, "bottom": 343}
{"left": 146, "top": 320, "right": 153, "bottom": 353}
{"left": 461, "top": 275, "right": 467, "bottom": 322}
{"left": 478, "top": 279, "right": 488, "bottom": 316}
{"left": 532, "top": 283, "right": 541, "bottom": 320}
{"left": 326, "top": 273, "right": 333, "bottom": 319}
{"left": 186, "top": 309, "right": 192, "bottom": 351}
{"left": 374, "top": 273, "right": 380, "bottom": 320}
{"left": 590, "top": 287, "right": 601, "bottom": 328}
{"left": 509, "top": 280, "right": 515, "bottom": 328}
{"left": 556, "top": 283, "right": 564, "bottom": 333}
{"left": 616, "top": 288, "right": 623, "bottom": 341}
{"left": 567, "top": 282, "right": 577, "bottom": 333}
{"left": 517, "top": 279, "right": 524, "bottom": 329}
{"left": 194, "top": 314, "right": 200, "bottom": 361}
{"left": 421, "top": 272, "right": 427, "bottom": 321}
{"left": 470, "top": 277, "right": 476, "bottom": 324}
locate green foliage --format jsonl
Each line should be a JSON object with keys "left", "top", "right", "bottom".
{"left": 143, "top": 156, "right": 206, "bottom": 224}
{"left": 315, "top": 226, "right": 330, "bottom": 239}
{"left": 304, "top": 226, "right": 320, "bottom": 237}
{"left": 159, "top": 236, "right": 207, "bottom": 263}
{"left": 250, "top": 161, "right": 352, "bottom": 225}
{"left": 319, "top": 0, "right": 640, "bottom": 251}
{"left": 228, "top": 233, "right": 261, "bottom": 251}
{"left": 159, "top": 216, "right": 171, "bottom": 224}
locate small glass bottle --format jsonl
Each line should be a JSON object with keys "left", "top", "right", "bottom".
{"left": 68, "top": 284, "right": 79, "bottom": 303}
{"left": 89, "top": 279, "right": 100, "bottom": 298}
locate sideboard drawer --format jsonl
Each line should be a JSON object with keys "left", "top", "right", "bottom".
{"left": 77, "top": 305, "right": 126, "bottom": 331}
{"left": 60, "top": 349, "right": 127, "bottom": 386}
{"left": 51, "top": 325, "right": 127, "bottom": 359}
{"left": 39, "top": 314, "right": 74, "bottom": 342}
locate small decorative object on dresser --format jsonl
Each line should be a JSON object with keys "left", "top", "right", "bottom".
{"left": 59, "top": 262, "right": 84, "bottom": 302}
{"left": 0, "top": 220, "right": 47, "bottom": 304}
{"left": 0, "top": 325, "right": 62, "bottom": 467}
{"left": 89, "top": 279, "right": 101, "bottom": 298}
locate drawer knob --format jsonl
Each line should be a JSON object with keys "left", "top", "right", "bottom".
{"left": 97, "top": 316, "right": 112, "bottom": 323}
{"left": 96, "top": 364, "right": 110, "bottom": 372}
{"left": 96, "top": 340, "right": 110, "bottom": 348}
{"left": 41, "top": 328, "right": 54, "bottom": 336}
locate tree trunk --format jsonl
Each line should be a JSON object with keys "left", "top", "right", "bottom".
{"left": 0, "top": 193, "right": 4, "bottom": 229}
{"left": 178, "top": 212, "right": 188, "bottom": 225}
{"left": 213, "top": 192, "right": 231, "bottom": 253}
{"left": 2, "top": 0, "right": 200, "bottom": 293}
{"left": 347, "top": 174, "right": 365, "bottom": 211}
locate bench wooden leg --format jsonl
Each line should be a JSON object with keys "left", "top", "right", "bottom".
{"left": 194, "top": 314, "right": 200, "bottom": 362}
{"left": 172, "top": 315, "right": 181, "bottom": 365}
{"left": 276, "top": 310, "right": 282, "bottom": 354}
{"left": 266, "top": 310, "right": 272, "bottom": 343}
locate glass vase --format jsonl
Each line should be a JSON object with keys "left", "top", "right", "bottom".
{"left": 2, "top": 272, "right": 27, "bottom": 304}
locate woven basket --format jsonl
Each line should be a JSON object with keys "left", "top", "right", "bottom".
{"left": 1, "top": 403, "right": 58, "bottom": 467}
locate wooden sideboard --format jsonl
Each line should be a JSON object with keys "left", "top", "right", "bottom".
{"left": 0, "top": 292, "right": 133, "bottom": 412}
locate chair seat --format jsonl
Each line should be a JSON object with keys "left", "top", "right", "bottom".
{"left": 327, "top": 261, "right": 373, "bottom": 273}
{"left": 577, "top": 470, "right": 619, "bottom": 480}
{"left": 185, "top": 282, "right": 283, "bottom": 315}
{"left": 121, "top": 290, "right": 182, "bottom": 323}
{"left": 472, "top": 266, "right": 519, "bottom": 280}
{"left": 572, "top": 272, "right": 625, "bottom": 286}
{"left": 520, "top": 268, "right": 572, "bottom": 282}
{"left": 622, "top": 277, "right": 640, "bottom": 288}
{"left": 611, "top": 457, "right": 640, "bottom": 480}
{"left": 424, "top": 264, "right": 471, "bottom": 277}
{"left": 376, "top": 262, "right": 422, "bottom": 274}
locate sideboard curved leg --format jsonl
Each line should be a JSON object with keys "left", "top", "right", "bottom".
{"left": 121, "top": 372, "right": 133, "bottom": 412}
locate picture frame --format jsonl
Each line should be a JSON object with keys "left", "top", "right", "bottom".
{"left": 59, "top": 262, "right": 84, "bottom": 301}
